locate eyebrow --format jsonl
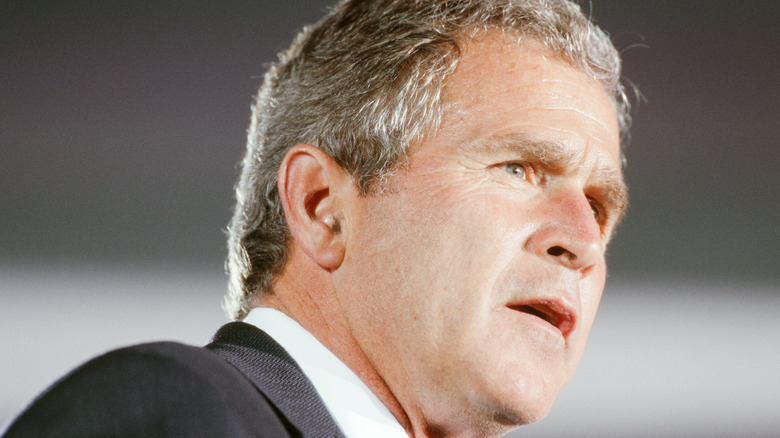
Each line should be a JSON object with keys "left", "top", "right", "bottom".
{"left": 474, "top": 133, "right": 630, "bottom": 227}
{"left": 472, "top": 133, "right": 582, "bottom": 170}
{"left": 595, "top": 166, "right": 629, "bottom": 229}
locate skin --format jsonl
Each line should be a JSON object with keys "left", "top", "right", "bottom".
{"left": 261, "top": 33, "right": 627, "bottom": 437}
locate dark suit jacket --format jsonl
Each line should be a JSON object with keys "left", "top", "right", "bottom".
{"left": 3, "top": 322, "right": 346, "bottom": 437}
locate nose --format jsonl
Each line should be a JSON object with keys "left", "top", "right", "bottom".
{"left": 525, "top": 191, "right": 603, "bottom": 274}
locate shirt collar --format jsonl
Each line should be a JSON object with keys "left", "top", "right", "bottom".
{"left": 243, "top": 307, "right": 408, "bottom": 438}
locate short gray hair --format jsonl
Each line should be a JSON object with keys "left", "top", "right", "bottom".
{"left": 225, "top": 0, "right": 629, "bottom": 320}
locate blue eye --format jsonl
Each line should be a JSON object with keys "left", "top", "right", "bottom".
{"left": 504, "top": 162, "right": 527, "bottom": 178}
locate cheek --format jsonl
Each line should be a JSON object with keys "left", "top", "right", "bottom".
{"left": 344, "top": 189, "right": 503, "bottom": 322}
{"left": 580, "top": 265, "right": 606, "bottom": 328}
{"left": 341, "top": 178, "right": 538, "bottom": 332}
{"left": 418, "top": 192, "right": 527, "bottom": 275}
{"left": 564, "top": 265, "right": 606, "bottom": 366}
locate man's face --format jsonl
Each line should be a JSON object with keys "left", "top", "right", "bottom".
{"left": 334, "top": 35, "right": 625, "bottom": 435}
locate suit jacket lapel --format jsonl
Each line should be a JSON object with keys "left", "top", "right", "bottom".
{"left": 207, "top": 322, "right": 345, "bottom": 438}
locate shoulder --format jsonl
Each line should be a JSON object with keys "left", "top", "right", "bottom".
{"left": 3, "top": 341, "right": 291, "bottom": 437}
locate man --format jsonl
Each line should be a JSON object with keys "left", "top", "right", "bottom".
{"left": 5, "top": 0, "right": 629, "bottom": 436}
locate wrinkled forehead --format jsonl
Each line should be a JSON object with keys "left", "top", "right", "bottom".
{"left": 442, "top": 34, "right": 620, "bottom": 153}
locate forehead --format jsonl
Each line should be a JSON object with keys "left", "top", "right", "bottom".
{"left": 437, "top": 32, "right": 622, "bottom": 165}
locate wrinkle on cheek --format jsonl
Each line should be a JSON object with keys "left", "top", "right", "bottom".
{"left": 405, "top": 166, "right": 497, "bottom": 202}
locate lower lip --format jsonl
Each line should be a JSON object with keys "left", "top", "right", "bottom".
{"left": 509, "top": 307, "right": 566, "bottom": 343}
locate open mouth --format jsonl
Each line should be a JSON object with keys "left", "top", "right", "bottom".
{"left": 509, "top": 302, "right": 574, "bottom": 339}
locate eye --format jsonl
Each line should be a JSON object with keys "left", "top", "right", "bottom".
{"left": 503, "top": 162, "right": 530, "bottom": 181}
{"left": 588, "top": 197, "right": 606, "bottom": 226}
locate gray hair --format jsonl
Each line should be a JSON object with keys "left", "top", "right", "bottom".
{"left": 225, "top": 0, "right": 630, "bottom": 320}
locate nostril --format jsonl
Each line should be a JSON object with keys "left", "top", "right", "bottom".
{"left": 547, "top": 246, "right": 567, "bottom": 257}
{"left": 547, "top": 246, "right": 578, "bottom": 264}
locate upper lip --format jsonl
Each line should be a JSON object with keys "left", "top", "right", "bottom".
{"left": 508, "top": 298, "right": 577, "bottom": 339}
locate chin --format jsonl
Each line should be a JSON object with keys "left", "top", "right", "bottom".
{"left": 496, "top": 395, "right": 555, "bottom": 427}
{"left": 454, "top": 398, "right": 555, "bottom": 438}
{"left": 487, "top": 373, "right": 563, "bottom": 428}
{"left": 423, "top": 374, "right": 562, "bottom": 437}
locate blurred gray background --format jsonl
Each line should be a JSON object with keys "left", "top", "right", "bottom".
{"left": 1, "top": 0, "right": 778, "bottom": 436}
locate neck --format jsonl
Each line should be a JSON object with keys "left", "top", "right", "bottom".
{"left": 255, "top": 267, "right": 415, "bottom": 436}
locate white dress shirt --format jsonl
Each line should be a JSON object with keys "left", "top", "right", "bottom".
{"left": 243, "top": 307, "right": 408, "bottom": 438}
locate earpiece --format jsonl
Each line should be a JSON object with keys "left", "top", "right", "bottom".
{"left": 324, "top": 216, "right": 341, "bottom": 234}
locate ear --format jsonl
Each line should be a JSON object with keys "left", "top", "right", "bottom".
{"left": 277, "top": 144, "right": 350, "bottom": 271}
